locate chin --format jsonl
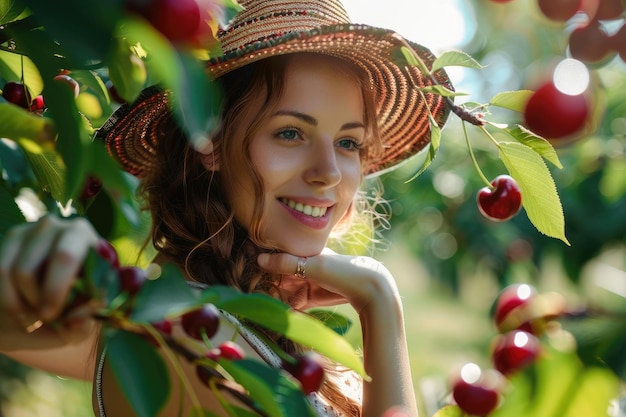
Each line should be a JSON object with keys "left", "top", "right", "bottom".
{"left": 276, "top": 240, "right": 327, "bottom": 257}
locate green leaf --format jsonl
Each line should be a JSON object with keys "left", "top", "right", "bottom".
{"left": 490, "top": 90, "right": 534, "bottom": 113}
{"left": 432, "top": 50, "right": 483, "bottom": 72}
{"left": 9, "top": 27, "right": 93, "bottom": 200}
{"left": 18, "top": 140, "right": 67, "bottom": 203}
{"left": 0, "top": 102, "right": 56, "bottom": 144}
{"left": 17, "top": 0, "right": 121, "bottom": 63}
{"left": 0, "top": 0, "right": 27, "bottom": 24}
{"left": 107, "top": 330, "right": 171, "bottom": 417}
{"left": 0, "top": 49, "right": 43, "bottom": 95}
{"left": 219, "top": 359, "right": 316, "bottom": 417}
{"left": 0, "top": 184, "right": 25, "bottom": 235}
{"left": 107, "top": 37, "right": 148, "bottom": 104}
{"left": 394, "top": 46, "right": 430, "bottom": 75}
{"left": 307, "top": 309, "right": 352, "bottom": 336}
{"left": 131, "top": 264, "right": 199, "bottom": 323}
{"left": 71, "top": 69, "right": 115, "bottom": 127}
{"left": 119, "top": 18, "right": 221, "bottom": 151}
{"left": 45, "top": 81, "right": 94, "bottom": 201}
{"left": 405, "top": 114, "right": 442, "bottom": 182}
{"left": 0, "top": 137, "right": 36, "bottom": 190}
{"left": 86, "top": 248, "right": 121, "bottom": 306}
{"left": 498, "top": 142, "right": 569, "bottom": 245}
{"left": 220, "top": 0, "right": 245, "bottom": 26}
{"left": 505, "top": 125, "right": 563, "bottom": 168}
{"left": 201, "top": 286, "right": 368, "bottom": 379}
{"left": 89, "top": 141, "right": 143, "bottom": 228}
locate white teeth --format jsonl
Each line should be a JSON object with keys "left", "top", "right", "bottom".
{"left": 281, "top": 198, "right": 328, "bottom": 218}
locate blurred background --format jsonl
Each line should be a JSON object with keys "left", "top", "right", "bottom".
{"left": 1, "top": 0, "right": 625, "bottom": 415}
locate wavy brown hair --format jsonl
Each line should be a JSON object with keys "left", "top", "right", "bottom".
{"left": 139, "top": 53, "right": 383, "bottom": 416}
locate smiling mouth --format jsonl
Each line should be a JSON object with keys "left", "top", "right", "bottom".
{"left": 279, "top": 198, "right": 329, "bottom": 218}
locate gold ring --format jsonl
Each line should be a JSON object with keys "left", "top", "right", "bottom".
{"left": 25, "top": 319, "right": 44, "bottom": 333}
{"left": 294, "top": 257, "right": 307, "bottom": 278}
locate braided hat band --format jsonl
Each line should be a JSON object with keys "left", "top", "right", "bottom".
{"left": 99, "top": 0, "right": 453, "bottom": 177}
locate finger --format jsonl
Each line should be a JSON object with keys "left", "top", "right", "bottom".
{"left": 257, "top": 252, "right": 303, "bottom": 277}
{"left": 40, "top": 218, "right": 99, "bottom": 321}
{"left": 12, "top": 216, "right": 64, "bottom": 307}
{"left": 0, "top": 223, "right": 37, "bottom": 315}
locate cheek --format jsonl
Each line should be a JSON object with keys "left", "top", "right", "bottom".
{"left": 342, "top": 160, "right": 363, "bottom": 195}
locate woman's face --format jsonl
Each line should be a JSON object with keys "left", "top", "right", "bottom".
{"left": 225, "top": 55, "right": 366, "bottom": 257}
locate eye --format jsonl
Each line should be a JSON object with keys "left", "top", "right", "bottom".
{"left": 336, "top": 138, "right": 362, "bottom": 151}
{"left": 276, "top": 127, "right": 302, "bottom": 142}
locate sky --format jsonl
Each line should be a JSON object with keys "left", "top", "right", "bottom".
{"left": 341, "top": 0, "right": 475, "bottom": 54}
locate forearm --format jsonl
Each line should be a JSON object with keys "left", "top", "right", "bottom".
{"left": 359, "top": 279, "right": 417, "bottom": 417}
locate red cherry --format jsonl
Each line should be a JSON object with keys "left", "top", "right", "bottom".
{"left": 568, "top": 20, "right": 614, "bottom": 63}
{"left": 152, "top": 319, "right": 173, "bottom": 335}
{"left": 492, "top": 330, "right": 542, "bottom": 375}
{"left": 477, "top": 175, "right": 522, "bottom": 222}
{"left": 537, "top": 0, "right": 582, "bottom": 22}
{"left": 29, "top": 95, "right": 45, "bottom": 112}
{"left": 493, "top": 283, "right": 538, "bottom": 332}
{"left": 216, "top": 341, "right": 246, "bottom": 360}
{"left": 2, "top": 81, "right": 30, "bottom": 108}
{"left": 118, "top": 266, "right": 147, "bottom": 296}
{"left": 130, "top": 0, "right": 202, "bottom": 44}
{"left": 142, "top": 319, "right": 173, "bottom": 346}
{"left": 284, "top": 352, "right": 325, "bottom": 394}
{"left": 80, "top": 175, "right": 103, "bottom": 200}
{"left": 452, "top": 364, "right": 501, "bottom": 416}
{"left": 523, "top": 80, "right": 589, "bottom": 139}
{"left": 96, "top": 239, "right": 120, "bottom": 269}
{"left": 181, "top": 304, "right": 220, "bottom": 340}
{"left": 54, "top": 74, "right": 80, "bottom": 98}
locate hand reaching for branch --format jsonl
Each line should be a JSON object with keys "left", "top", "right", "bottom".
{"left": 0, "top": 215, "right": 101, "bottom": 351}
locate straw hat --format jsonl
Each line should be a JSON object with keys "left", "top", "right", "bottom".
{"left": 98, "top": 0, "right": 453, "bottom": 177}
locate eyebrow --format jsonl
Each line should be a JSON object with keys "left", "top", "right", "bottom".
{"left": 273, "top": 110, "right": 365, "bottom": 130}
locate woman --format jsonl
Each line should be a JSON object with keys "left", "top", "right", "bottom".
{"left": 0, "top": 0, "right": 452, "bottom": 416}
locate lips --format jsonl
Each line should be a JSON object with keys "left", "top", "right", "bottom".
{"left": 279, "top": 198, "right": 329, "bottom": 218}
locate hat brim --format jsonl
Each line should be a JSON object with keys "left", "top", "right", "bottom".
{"left": 99, "top": 24, "right": 452, "bottom": 177}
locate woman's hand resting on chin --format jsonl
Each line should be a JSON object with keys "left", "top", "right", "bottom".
{"left": 256, "top": 248, "right": 400, "bottom": 312}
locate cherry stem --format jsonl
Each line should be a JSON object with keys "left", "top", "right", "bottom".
{"left": 93, "top": 314, "right": 269, "bottom": 416}
{"left": 209, "top": 378, "right": 238, "bottom": 417}
{"left": 446, "top": 97, "right": 486, "bottom": 127}
{"left": 201, "top": 328, "right": 214, "bottom": 349}
{"left": 396, "top": 37, "right": 485, "bottom": 128}
{"left": 143, "top": 324, "right": 204, "bottom": 412}
{"left": 479, "top": 124, "right": 503, "bottom": 149}
{"left": 151, "top": 332, "right": 267, "bottom": 416}
{"left": 463, "top": 121, "right": 493, "bottom": 189}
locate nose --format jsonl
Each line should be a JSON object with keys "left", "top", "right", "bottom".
{"left": 303, "top": 140, "right": 342, "bottom": 187}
